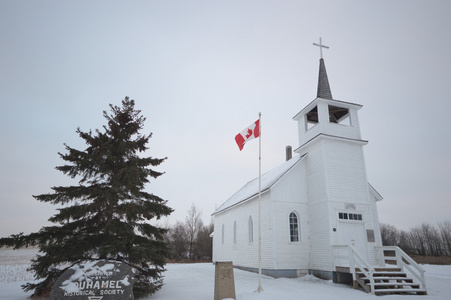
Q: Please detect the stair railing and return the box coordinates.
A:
[375,246,427,291]
[332,245,375,294]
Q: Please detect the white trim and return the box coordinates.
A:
[368,183,383,201]
[293,97,363,121]
[294,133,368,154]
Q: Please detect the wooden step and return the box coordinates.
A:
[357,271,407,277]
[374,288,427,295]
[374,282,420,289]
[374,267,402,272]
[373,282,420,287]
[356,267,402,272]
[360,276,413,281]
[373,271,407,276]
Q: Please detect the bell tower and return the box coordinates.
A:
[293,38,365,151]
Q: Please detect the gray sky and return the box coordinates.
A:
[1,1,450,237]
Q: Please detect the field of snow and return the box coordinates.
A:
[1,248,450,299]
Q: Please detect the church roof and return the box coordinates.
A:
[213,154,306,215]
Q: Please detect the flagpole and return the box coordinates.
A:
[257,112,263,293]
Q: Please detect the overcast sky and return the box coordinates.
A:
[1,1,450,237]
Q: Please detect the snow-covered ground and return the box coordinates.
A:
[1,248,450,299]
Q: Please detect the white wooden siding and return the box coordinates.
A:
[213,158,311,271]
[323,139,368,204]
[309,201,332,271]
[272,201,310,269]
[212,192,276,270]
[270,161,310,270]
[272,159,308,204]
[302,141,328,205]
[369,193,384,265]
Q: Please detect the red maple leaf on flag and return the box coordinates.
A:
[245,128,253,139]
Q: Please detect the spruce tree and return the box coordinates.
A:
[0,97,173,298]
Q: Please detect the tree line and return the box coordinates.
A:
[165,203,214,262]
[381,221,451,256]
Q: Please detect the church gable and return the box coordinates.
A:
[270,156,308,204]
[213,154,306,215]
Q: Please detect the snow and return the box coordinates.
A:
[61,261,118,293]
[151,263,451,300]
[213,155,305,214]
[1,248,450,299]
[118,275,131,286]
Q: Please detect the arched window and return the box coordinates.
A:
[248,216,253,243]
[233,221,237,244]
[221,224,225,244]
[289,212,300,242]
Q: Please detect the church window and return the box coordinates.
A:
[289,212,300,242]
[248,216,253,243]
[222,224,225,244]
[328,105,351,126]
[305,106,318,131]
[339,212,362,221]
[233,221,237,244]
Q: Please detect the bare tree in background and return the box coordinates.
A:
[168,221,189,260]
[380,221,451,256]
[409,225,428,255]
[398,229,412,254]
[194,220,214,260]
[439,221,451,256]
[422,223,442,256]
[185,203,203,260]
[165,205,214,262]
[381,223,399,246]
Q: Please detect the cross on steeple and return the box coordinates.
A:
[313,37,329,59]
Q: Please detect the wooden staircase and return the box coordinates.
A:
[355,267,427,295]
[332,245,427,296]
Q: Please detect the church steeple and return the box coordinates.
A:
[313,38,333,100]
[293,38,364,149]
[317,58,333,100]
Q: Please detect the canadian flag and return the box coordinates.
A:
[235,119,260,151]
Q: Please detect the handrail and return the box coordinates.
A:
[375,246,427,291]
[332,245,375,293]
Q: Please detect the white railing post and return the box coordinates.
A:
[395,248,404,272]
[348,246,355,281]
[350,245,374,294]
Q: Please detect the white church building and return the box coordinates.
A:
[212,44,427,295]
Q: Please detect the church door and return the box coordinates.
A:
[338,221,369,262]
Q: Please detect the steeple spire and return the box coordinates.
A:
[317,58,333,100]
[313,38,333,100]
